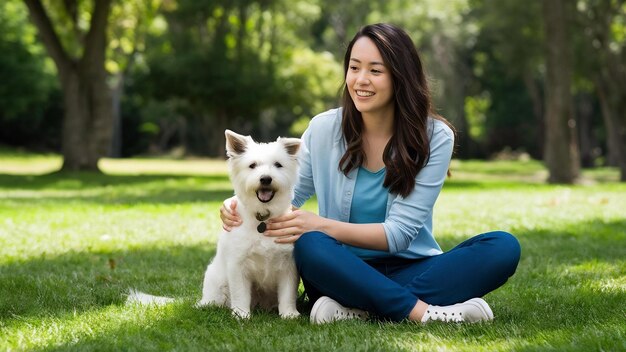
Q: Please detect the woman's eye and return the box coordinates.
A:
[349,66,358,71]
[274,162,283,168]
[249,163,257,169]
[372,69,382,74]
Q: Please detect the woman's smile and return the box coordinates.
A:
[355,90,375,97]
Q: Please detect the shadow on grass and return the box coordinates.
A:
[0,172,235,205]
[0,172,230,190]
[1,171,551,195]
[442,179,554,190]
[36,303,407,352]
[0,220,626,320]
[1,188,236,205]
[0,245,216,323]
[38,306,415,352]
[0,173,545,210]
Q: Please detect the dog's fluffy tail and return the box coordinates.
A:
[126,289,176,306]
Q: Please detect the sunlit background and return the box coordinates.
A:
[0,0,624,181]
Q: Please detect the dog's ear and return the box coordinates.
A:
[225,130,251,157]
[278,137,301,157]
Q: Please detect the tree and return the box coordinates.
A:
[142,0,283,156]
[542,0,580,183]
[129,0,340,157]
[468,0,545,159]
[576,0,626,181]
[24,0,114,171]
[107,0,162,158]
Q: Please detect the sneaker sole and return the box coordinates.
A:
[466,298,494,322]
[310,296,334,324]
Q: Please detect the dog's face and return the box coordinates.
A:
[224,130,300,212]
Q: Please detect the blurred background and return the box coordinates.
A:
[0,0,624,181]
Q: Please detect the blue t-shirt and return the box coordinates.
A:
[346,167,391,259]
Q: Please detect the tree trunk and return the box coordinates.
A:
[202,109,229,157]
[595,33,626,180]
[430,33,473,159]
[59,71,90,169]
[576,92,596,168]
[596,76,626,180]
[577,0,626,181]
[25,0,113,171]
[601,59,626,182]
[595,78,619,167]
[542,0,580,183]
[109,72,124,158]
[522,71,544,159]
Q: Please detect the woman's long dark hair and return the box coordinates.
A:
[339,23,455,198]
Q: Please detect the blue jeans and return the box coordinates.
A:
[294,231,521,321]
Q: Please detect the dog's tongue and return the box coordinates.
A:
[257,189,274,202]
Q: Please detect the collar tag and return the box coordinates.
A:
[255,211,270,233]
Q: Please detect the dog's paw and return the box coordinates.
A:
[279,310,301,319]
[231,307,251,320]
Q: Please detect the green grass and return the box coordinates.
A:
[0,151,624,351]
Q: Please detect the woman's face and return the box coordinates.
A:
[346,37,394,117]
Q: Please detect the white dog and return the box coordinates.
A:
[128,130,301,320]
[196,130,301,319]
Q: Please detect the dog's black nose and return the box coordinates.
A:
[260,176,272,185]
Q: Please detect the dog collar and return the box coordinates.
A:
[255,211,270,233]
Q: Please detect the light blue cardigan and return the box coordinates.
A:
[292,108,455,259]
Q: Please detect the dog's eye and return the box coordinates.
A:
[249,163,257,169]
[274,162,283,168]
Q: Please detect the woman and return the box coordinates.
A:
[221,23,520,324]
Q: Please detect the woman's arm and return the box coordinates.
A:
[291,123,316,208]
[264,209,388,250]
[382,122,454,253]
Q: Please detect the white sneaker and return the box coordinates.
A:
[421,298,494,323]
[310,296,369,324]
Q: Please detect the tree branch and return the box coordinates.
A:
[23,0,72,75]
[62,0,78,25]
[62,0,85,47]
[83,0,113,67]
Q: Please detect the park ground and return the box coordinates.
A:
[0,149,624,351]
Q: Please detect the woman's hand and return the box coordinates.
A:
[220,197,242,231]
[264,209,323,244]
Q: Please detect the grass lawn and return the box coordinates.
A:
[0,151,624,351]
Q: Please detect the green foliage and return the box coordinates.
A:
[310,0,380,56]
[470,0,543,77]
[465,0,544,158]
[475,56,539,157]
[0,156,624,351]
[0,1,55,117]
[0,0,60,149]
[107,0,162,75]
[124,0,341,155]
[464,93,490,142]
[1,0,624,168]
[279,48,343,131]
